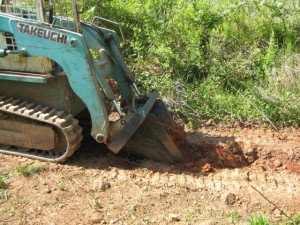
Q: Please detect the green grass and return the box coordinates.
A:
[0,175,5,189]
[279,212,300,225]
[91,199,102,210]
[0,190,7,200]
[0,170,7,189]
[247,212,300,225]
[290,213,300,225]
[248,214,272,225]
[58,182,66,191]
[15,165,43,177]
[0,170,8,200]
[227,211,241,223]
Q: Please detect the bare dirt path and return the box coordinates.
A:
[0,125,300,224]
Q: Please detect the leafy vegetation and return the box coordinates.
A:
[91,199,102,210]
[15,165,43,177]
[279,212,300,225]
[58,182,66,191]
[248,214,272,225]
[0,174,5,189]
[0,169,8,189]
[227,211,241,223]
[248,212,300,225]
[82,0,300,125]
[290,213,300,225]
[0,170,7,201]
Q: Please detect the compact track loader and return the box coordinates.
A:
[0,0,184,163]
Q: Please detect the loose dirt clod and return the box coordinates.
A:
[286,164,300,174]
[225,193,237,205]
[169,214,180,222]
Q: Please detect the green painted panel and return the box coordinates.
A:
[0,72,50,83]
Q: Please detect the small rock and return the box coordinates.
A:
[282,164,287,169]
[200,219,216,225]
[261,165,268,171]
[225,193,236,205]
[90,213,102,224]
[241,171,250,181]
[202,163,214,173]
[89,213,103,224]
[169,214,180,222]
[244,146,258,164]
[159,192,168,198]
[273,159,282,168]
[100,182,111,192]
[18,158,28,163]
[234,121,242,128]
[93,180,112,192]
[109,218,121,224]
[262,150,272,159]
[273,208,282,218]
[205,119,213,126]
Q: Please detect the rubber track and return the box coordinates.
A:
[0,96,83,162]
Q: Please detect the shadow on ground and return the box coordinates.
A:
[66,130,258,176]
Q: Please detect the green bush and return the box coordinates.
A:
[88,0,300,125]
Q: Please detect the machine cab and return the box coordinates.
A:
[0,0,86,74]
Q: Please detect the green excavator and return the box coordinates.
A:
[0,0,184,163]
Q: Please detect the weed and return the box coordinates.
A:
[141,186,148,192]
[91,199,102,210]
[279,212,300,225]
[248,214,272,225]
[291,213,300,225]
[0,170,7,189]
[0,175,5,189]
[208,210,225,220]
[43,201,51,207]
[192,206,201,213]
[0,190,8,200]
[184,214,192,222]
[15,165,43,177]
[58,183,66,191]
[227,211,241,223]
[19,197,29,206]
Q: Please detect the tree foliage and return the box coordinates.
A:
[84,0,300,125]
